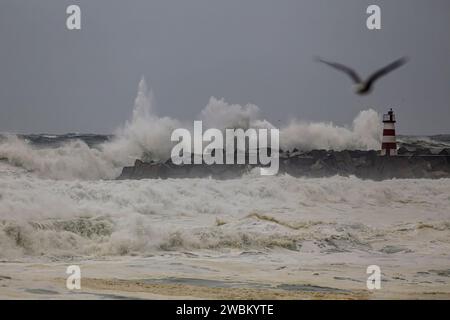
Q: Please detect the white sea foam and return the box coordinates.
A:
[0,165,449,259]
[0,77,383,180]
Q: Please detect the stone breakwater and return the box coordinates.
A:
[118,149,450,180]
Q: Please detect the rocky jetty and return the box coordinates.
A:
[118,148,450,180]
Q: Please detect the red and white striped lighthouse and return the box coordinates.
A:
[381,108,397,156]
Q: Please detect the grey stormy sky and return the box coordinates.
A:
[0,0,449,135]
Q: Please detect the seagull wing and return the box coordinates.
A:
[316,58,362,84]
[365,57,408,89]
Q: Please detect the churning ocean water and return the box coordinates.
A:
[0,79,448,299]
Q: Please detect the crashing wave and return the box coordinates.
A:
[1,173,449,259]
[0,77,386,180]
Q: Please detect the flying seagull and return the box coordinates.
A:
[316,57,408,95]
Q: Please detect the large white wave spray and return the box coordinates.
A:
[0,77,381,180]
[101,78,181,165]
[280,109,381,151]
[0,78,180,180]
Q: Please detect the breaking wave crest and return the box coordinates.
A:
[0,77,382,180]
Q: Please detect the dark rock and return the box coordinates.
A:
[414,148,432,155]
[397,146,410,155]
[117,149,450,180]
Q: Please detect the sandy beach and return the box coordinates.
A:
[1,248,449,299]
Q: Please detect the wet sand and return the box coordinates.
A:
[0,251,449,299]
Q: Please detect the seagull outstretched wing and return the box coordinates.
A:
[316,57,362,84]
[365,57,408,89]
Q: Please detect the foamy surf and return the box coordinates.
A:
[1,167,449,259]
[1,172,449,299]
